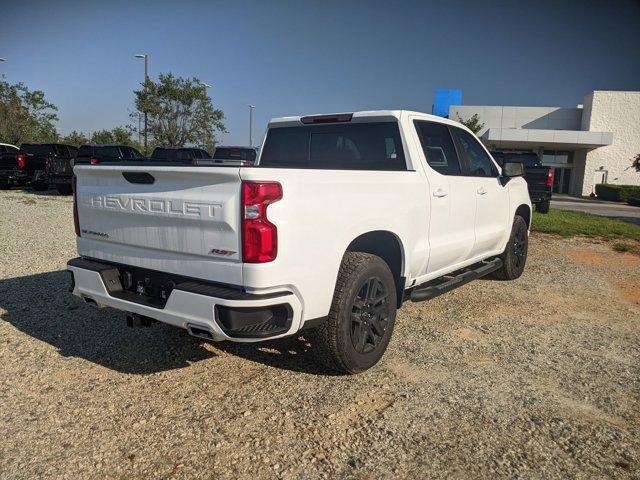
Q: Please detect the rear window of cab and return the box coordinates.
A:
[259,122,406,170]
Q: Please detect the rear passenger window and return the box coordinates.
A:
[413,120,460,175]
[451,128,497,177]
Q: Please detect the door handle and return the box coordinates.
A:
[433,188,448,198]
[477,187,487,195]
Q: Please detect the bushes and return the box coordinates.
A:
[595,183,640,202]
[628,197,640,207]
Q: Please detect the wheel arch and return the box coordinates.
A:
[345,230,406,307]
[515,204,531,229]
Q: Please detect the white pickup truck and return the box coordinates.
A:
[68,111,531,373]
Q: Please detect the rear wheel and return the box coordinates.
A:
[308,252,397,374]
[55,184,73,195]
[492,215,528,280]
[32,180,49,191]
[536,200,550,214]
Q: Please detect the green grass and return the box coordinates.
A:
[532,209,640,242]
[612,242,630,252]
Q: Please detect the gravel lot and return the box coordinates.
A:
[1,189,638,479]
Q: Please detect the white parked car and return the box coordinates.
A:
[67,110,531,373]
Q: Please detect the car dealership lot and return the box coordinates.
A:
[0,189,638,479]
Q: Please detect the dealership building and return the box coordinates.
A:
[447,91,640,196]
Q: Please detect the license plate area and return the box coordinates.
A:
[112,265,177,308]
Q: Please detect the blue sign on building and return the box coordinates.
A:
[432,89,462,118]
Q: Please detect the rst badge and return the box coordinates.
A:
[209,248,236,257]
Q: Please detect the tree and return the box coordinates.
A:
[0,76,59,145]
[61,130,90,147]
[633,153,640,172]
[134,73,225,148]
[90,126,138,147]
[456,113,485,134]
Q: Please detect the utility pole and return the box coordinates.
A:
[135,54,149,155]
[248,104,255,147]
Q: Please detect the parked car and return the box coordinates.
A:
[74,144,146,165]
[3,143,77,192]
[0,143,20,189]
[491,151,554,213]
[67,110,531,373]
[209,146,258,166]
[150,147,212,163]
[49,144,145,194]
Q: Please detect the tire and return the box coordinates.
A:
[55,184,73,195]
[32,180,49,191]
[492,215,529,281]
[308,252,397,374]
[536,200,550,214]
[0,181,11,190]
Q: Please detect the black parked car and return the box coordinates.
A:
[150,147,212,163]
[74,144,145,165]
[0,143,21,189]
[1,143,77,192]
[211,146,258,165]
[491,151,554,213]
[48,144,145,194]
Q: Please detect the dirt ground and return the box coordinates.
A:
[1,189,638,479]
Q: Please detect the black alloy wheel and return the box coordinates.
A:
[513,223,527,270]
[350,277,391,354]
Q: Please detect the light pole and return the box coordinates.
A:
[135,54,148,155]
[248,104,255,147]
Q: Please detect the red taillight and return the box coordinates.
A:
[17,153,26,169]
[241,181,282,263]
[72,175,80,236]
[89,157,100,165]
[546,168,555,187]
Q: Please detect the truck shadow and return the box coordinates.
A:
[0,270,216,375]
[0,270,336,376]
[215,337,340,376]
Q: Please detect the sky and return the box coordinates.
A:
[1,0,639,146]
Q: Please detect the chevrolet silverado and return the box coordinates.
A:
[68,111,531,373]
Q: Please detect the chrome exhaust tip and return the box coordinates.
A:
[186,323,215,341]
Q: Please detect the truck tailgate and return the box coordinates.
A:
[524,167,548,186]
[74,165,243,284]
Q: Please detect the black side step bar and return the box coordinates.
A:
[410,258,503,302]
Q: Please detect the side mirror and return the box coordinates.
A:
[503,161,524,177]
[500,161,524,185]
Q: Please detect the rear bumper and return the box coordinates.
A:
[0,169,28,183]
[67,257,303,342]
[529,191,552,203]
[50,173,72,184]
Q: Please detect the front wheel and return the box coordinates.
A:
[308,252,397,374]
[492,215,529,281]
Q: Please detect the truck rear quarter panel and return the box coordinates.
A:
[239,167,428,322]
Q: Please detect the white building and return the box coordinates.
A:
[449,91,640,196]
